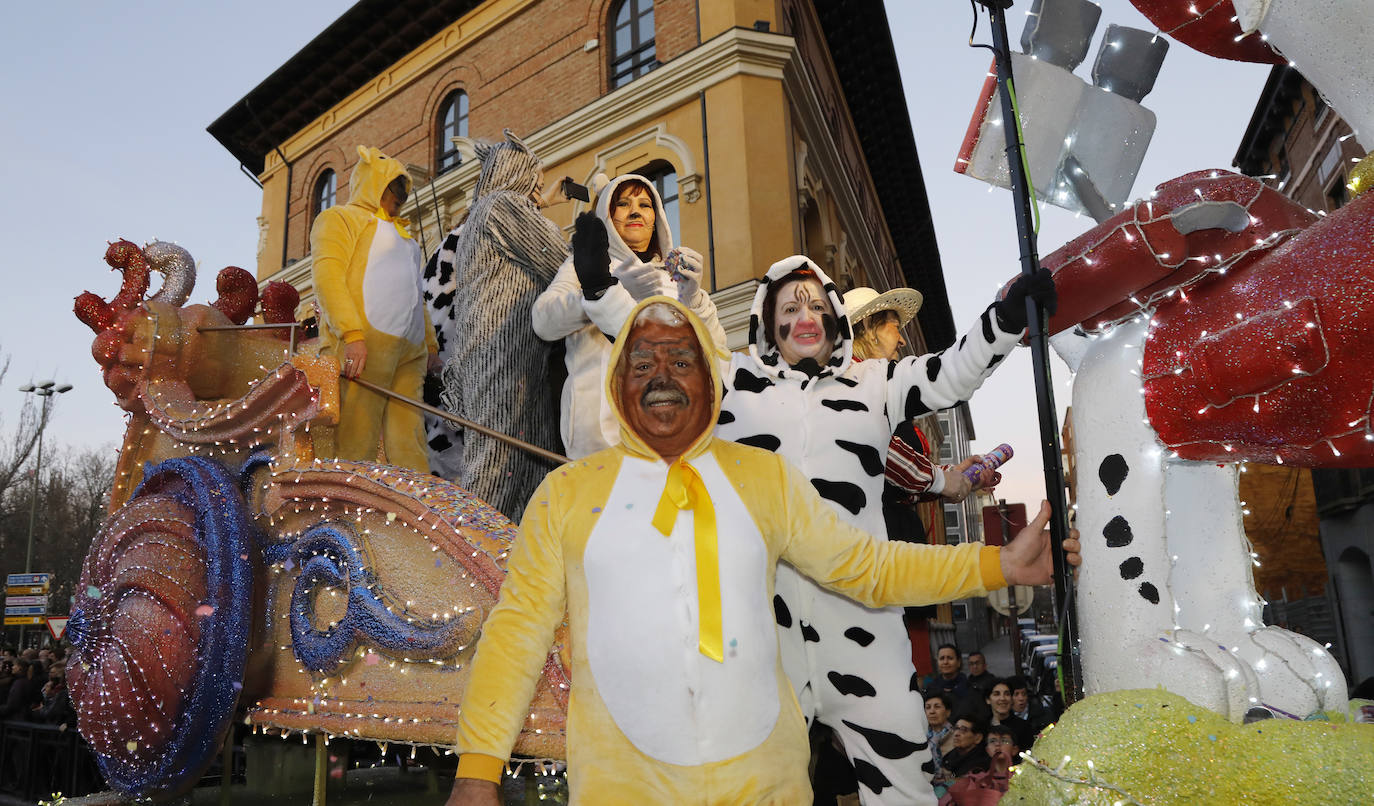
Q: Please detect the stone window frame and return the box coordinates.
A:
[608,0,657,90]
[435,89,470,175]
[312,169,337,218]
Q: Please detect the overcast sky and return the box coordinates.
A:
[0,1,1271,508]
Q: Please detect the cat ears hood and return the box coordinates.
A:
[470,129,543,200]
[746,255,853,382]
[348,146,410,213]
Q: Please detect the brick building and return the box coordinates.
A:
[208,0,969,681]
[208,0,961,355]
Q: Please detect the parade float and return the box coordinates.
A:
[61,0,1372,803]
[67,240,569,800]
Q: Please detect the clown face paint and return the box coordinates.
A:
[771,278,836,366]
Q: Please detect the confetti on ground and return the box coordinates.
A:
[86,585,102,599]
[126,741,138,753]
[195,604,215,618]
[364,652,380,666]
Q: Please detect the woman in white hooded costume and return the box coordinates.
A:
[532,174,728,459]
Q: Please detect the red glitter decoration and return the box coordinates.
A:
[1129,0,1284,64]
[75,240,152,334]
[211,266,259,325]
[1038,170,1374,466]
[1142,187,1374,465]
[260,281,301,333]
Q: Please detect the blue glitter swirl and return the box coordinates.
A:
[264,520,472,674]
[72,456,257,800]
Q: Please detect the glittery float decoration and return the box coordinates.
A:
[260,280,301,332]
[75,239,152,333]
[1038,169,1374,464]
[212,266,259,325]
[1128,0,1282,64]
[143,240,196,308]
[1037,170,1360,719]
[1004,689,1374,805]
[67,456,257,800]
[264,519,478,674]
[249,459,569,759]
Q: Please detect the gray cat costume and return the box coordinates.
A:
[436,130,567,520]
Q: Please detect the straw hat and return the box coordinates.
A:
[842,286,924,329]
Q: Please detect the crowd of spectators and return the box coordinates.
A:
[0,644,74,728]
[922,644,1065,804]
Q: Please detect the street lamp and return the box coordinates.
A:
[17,380,71,647]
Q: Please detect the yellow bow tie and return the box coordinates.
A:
[652,459,724,663]
[375,208,413,239]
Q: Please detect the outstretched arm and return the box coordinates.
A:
[774,460,1077,606]
[884,270,1056,425]
[452,477,568,785]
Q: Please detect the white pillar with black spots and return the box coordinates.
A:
[1068,320,1214,703]
[1059,320,1348,720]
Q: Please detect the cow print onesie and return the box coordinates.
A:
[713,256,1023,805]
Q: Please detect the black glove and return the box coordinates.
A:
[572,212,615,300]
[994,267,1057,333]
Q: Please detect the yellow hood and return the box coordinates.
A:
[605,295,725,463]
[347,145,411,216]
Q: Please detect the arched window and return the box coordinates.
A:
[609,0,656,89]
[436,89,470,175]
[313,169,336,215]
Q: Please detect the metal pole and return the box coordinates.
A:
[19,397,47,649]
[24,401,45,574]
[345,375,570,466]
[312,733,327,806]
[976,0,1082,702]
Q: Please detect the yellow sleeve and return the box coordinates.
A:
[309,207,366,344]
[454,475,568,780]
[772,458,1005,606]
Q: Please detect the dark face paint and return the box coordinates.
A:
[771,278,834,366]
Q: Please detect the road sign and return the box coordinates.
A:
[4,616,46,627]
[5,585,48,596]
[988,585,1035,616]
[6,573,51,586]
[46,617,69,642]
[5,605,47,616]
[982,502,1028,546]
[5,595,47,607]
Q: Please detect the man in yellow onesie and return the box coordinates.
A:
[311,145,441,472]
[447,297,1078,805]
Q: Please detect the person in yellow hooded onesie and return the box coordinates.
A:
[445,294,1079,805]
[311,146,441,471]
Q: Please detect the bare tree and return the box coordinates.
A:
[0,354,53,533]
[1,445,116,616]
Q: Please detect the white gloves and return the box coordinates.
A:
[668,246,705,304]
[613,246,707,303]
[614,256,668,300]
